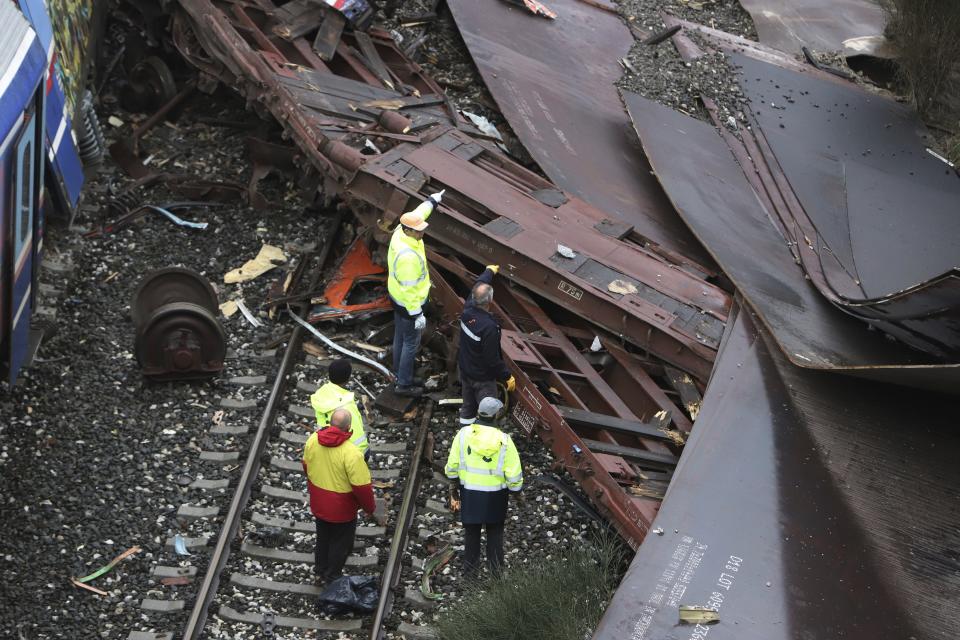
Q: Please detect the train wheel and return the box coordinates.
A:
[134,302,226,381]
[132,266,219,327]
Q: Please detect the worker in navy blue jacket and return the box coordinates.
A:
[457,265,516,425]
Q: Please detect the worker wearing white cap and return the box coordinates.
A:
[388,190,445,397]
[444,396,523,578]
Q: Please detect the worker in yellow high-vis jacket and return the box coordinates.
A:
[311,359,367,458]
[388,190,445,397]
[445,396,523,578]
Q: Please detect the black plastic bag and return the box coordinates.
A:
[317,575,380,616]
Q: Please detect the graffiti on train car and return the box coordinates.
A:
[48,0,96,114]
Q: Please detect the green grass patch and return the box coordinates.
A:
[882,0,960,118]
[435,533,627,640]
[945,134,960,167]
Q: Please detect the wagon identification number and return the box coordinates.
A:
[558,280,583,301]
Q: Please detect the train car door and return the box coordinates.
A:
[8,105,38,383]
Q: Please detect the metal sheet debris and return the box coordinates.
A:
[591,305,960,640]
[730,53,960,359]
[307,236,391,322]
[141,204,208,229]
[85,202,220,238]
[445,0,713,266]
[737,0,890,57]
[236,299,262,328]
[290,313,394,381]
[173,534,192,556]
[622,90,959,392]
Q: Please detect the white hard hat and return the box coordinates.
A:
[478,397,504,417]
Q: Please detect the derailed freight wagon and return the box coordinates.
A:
[1,0,99,383]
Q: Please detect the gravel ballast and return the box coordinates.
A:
[0,84,326,638]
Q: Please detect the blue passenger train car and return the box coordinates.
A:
[1,0,87,384]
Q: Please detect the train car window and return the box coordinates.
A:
[20,140,32,244]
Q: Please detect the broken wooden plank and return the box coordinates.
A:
[664,366,703,420]
[312,8,346,60]
[353,31,396,90]
[273,0,326,40]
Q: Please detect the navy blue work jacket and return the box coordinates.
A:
[457,268,512,383]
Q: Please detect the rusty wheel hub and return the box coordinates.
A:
[132,268,225,381]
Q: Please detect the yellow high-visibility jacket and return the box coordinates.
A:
[445,422,522,524]
[387,201,433,315]
[445,423,523,491]
[310,382,367,453]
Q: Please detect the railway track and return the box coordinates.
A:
[128,218,438,640]
[114,213,699,640]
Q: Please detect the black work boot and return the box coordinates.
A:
[394,384,424,397]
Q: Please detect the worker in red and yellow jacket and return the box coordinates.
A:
[302,408,379,583]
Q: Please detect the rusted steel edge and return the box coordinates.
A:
[176,2,350,179]
[430,269,652,549]
[664,13,863,302]
[663,13,859,87]
[745,121,866,301]
[369,402,434,640]
[573,0,621,15]
[180,214,342,640]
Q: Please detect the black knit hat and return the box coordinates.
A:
[328,359,352,385]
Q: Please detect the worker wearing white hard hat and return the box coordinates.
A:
[387,190,445,397]
[444,396,523,578]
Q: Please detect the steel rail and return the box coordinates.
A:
[180,212,342,639]
[370,401,435,640]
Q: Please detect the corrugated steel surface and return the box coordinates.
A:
[0,3,43,146]
[0,3,31,82]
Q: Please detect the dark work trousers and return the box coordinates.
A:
[459,375,498,425]
[392,310,422,387]
[314,517,357,581]
[463,521,506,578]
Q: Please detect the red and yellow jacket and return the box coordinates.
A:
[302,426,376,523]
